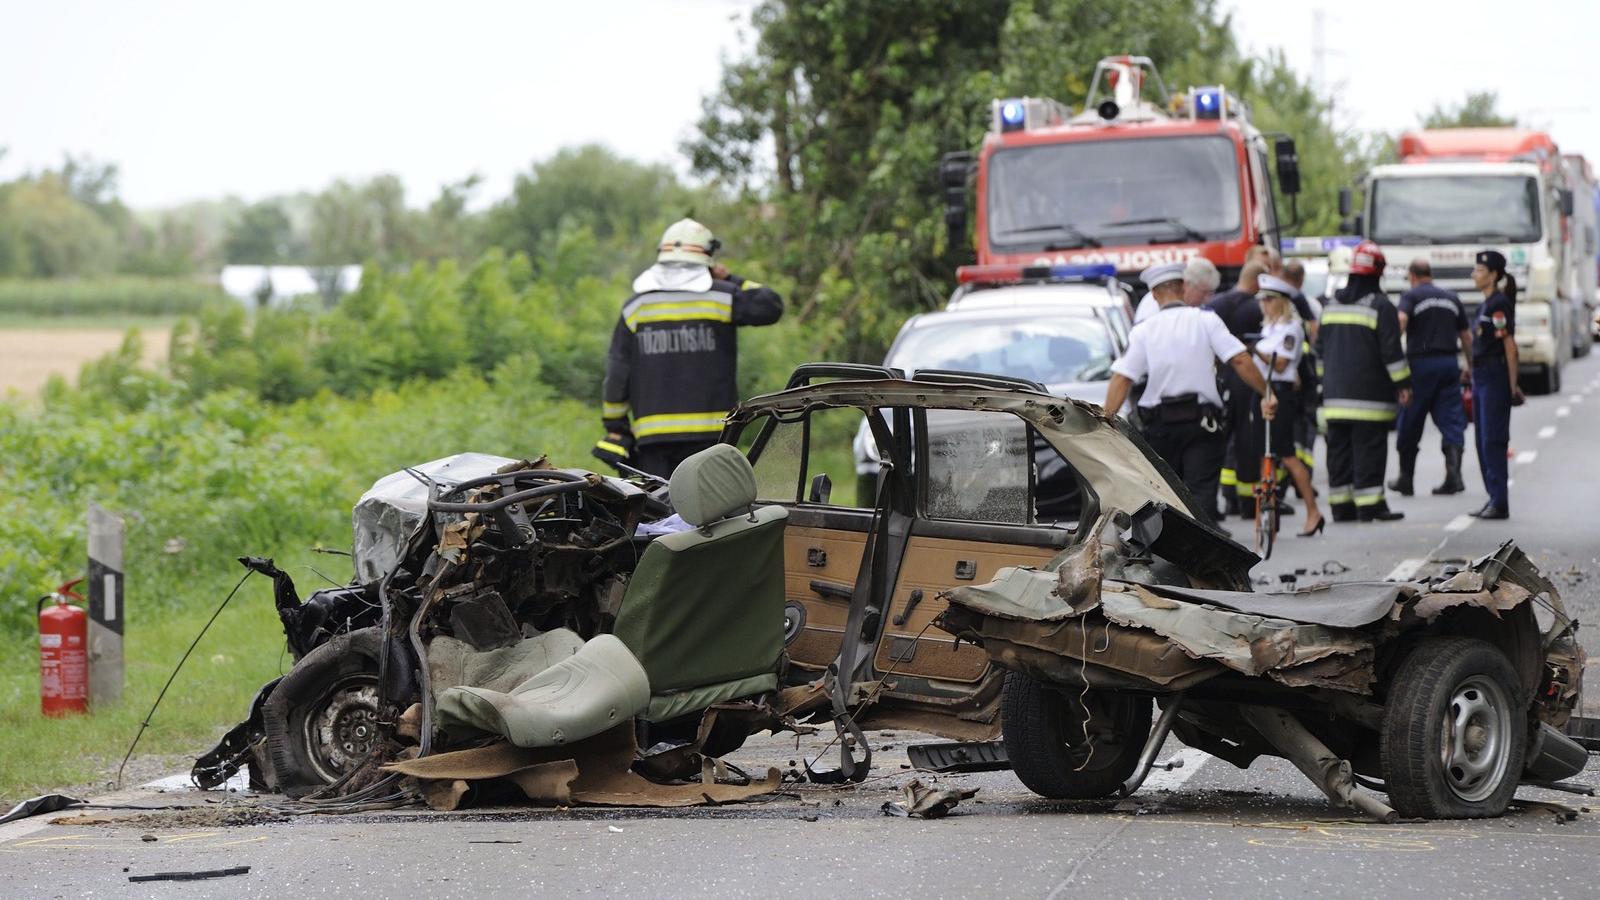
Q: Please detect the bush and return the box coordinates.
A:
[0,277,231,318]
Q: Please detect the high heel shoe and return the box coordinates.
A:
[1297,517,1325,538]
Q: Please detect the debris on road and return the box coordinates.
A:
[881,779,978,819]
[0,793,84,824]
[128,866,249,883]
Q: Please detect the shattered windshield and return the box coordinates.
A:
[987,136,1243,250]
[889,316,1115,385]
[1369,175,1542,244]
[923,410,1030,524]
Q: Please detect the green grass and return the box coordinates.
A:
[0,313,183,331]
[0,277,231,319]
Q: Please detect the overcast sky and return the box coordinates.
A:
[0,0,1594,209]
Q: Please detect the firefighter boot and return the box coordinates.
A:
[1358,499,1405,522]
[1387,449,1416,496]
[1432,445,1466,495]
[1330,500,1358,523]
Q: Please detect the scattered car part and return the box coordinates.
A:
[0,794,84,825]
[906,740,1009,773]
[128,867,250,883]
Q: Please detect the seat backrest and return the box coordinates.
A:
[612,446,788,694]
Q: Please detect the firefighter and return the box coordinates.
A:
[1389,259,1472,497]
[596,218,783,478]
[1467,249,1524,519]
[1316,240,1410,522]
[1103,262,1275,522]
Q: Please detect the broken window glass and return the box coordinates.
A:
[923,410,1030,524]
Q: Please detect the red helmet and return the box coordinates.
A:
[1349,240,1386,276]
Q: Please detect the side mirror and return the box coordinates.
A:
[940,152,974,251]
[1559,189,1576,218]
[1337,186,1353,218]
[1274,137,1301,195]
[1339,214,1365,236]
[807,473,832,505]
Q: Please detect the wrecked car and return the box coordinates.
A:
[200,364,1586,820]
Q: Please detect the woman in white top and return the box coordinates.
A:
[1251,276,1324,537]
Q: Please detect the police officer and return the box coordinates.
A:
[597,219,783,478]
[1103,262,1275,522]
[1467,249,1524,519]
[1316,240,1410,522]
[1389,259,1472,496]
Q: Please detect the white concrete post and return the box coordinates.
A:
[87,502,125,707]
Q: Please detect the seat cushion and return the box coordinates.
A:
[437,634,651,748]
[644,672,779,723]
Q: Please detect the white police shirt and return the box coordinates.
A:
[1112,303,1245,409]
[1254,318,1303,384]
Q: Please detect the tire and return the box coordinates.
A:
[263,627,387,798]
[1379,637,1527,819]
[1001,672,1152,799]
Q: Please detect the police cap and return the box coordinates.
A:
[1140,262,1185,290]
[1476,249,1507,273]
[1256,274,1296,298]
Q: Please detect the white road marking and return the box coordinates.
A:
[1557,406,1571,418]
[142,771,248,792]
[1385,558,1428,582]
[1571,394,1585,403]
[1516,450,1538,465]
[1444,515,1474,533]
[1141,747,1212,793]
[1539,425,1558,439]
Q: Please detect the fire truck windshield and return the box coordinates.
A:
[987,136,1242,251]
[1369,175,1542,245]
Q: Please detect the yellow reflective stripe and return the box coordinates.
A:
[633,411,729,438]
[1322,311,1378,329]
[595,440,629,456]
[741,280,764,289]
[1295,448,1316,467]
[1322,406,1397,422]
[625,302,733,331]
[602,401,629,419]
[1219,468,1237,486]
[1353,493,1385,507]
[1388,361,1411,382]
[1235,482,1255,497]
[1327,487,1354,503]
[1315,363,1325,377]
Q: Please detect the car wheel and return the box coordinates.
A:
[263,627,387,798]
[1379,637,1526,819]
[1001,672,1151,799]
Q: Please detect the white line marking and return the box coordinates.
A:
[1539,425,1557,439]
[1386,558,1428,582]
[1557,406,1571,418]
[1571,394,1585,404]
[1141,748,1212,793]
[1445,515,1474,533]
[1516,450,1538,465]
[142,771,248,792]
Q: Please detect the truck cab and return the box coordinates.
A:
[941,55,1301,291]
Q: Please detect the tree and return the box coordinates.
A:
[1421,91,1517,129]
[1,173,120,276]
[225,201,297,264]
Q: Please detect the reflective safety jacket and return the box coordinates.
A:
[602,272,783,446]
[1315,291,1411,423]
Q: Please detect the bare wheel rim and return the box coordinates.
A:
[303,674,381,783]
[1439,673,1512,803]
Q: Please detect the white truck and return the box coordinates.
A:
[1343,129,1586,393]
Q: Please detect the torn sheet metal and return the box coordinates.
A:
[1135,581,1413,629]
[882,779,977,819]
[382,724,780,809]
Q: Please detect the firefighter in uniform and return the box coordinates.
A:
[1389,259,1472,496]
[1103,262,1275,522]
[1467,249,1524,520]
[596,219,783,478]
[1316,240,1411,522]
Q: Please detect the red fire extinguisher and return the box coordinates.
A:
[39,578,89,717]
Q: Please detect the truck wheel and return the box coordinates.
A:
[1379,637,1526,819]
[263,627,387,798]
[1001,672,1151,799]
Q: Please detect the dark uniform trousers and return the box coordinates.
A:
[636,440,717,480]
[1395,353,1467,454]
[1472,358,1512,511]
[1326,422,1389,511]
[1142,417,1227,522]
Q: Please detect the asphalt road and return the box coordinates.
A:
[5,353,1600,899]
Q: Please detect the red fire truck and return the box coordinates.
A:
[941,56,1302,289]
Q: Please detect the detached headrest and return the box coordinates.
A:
[669,444,757,526]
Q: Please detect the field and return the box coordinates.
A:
[0,320,173,397]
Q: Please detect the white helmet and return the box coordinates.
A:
[656,218,718,265]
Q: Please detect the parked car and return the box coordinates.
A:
[199,367,1585,821]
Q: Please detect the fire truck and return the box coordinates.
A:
[1343,128,1590,393]
[940,55,1303,290]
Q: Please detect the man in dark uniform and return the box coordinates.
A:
[1389,259,1472,496]
[1317,240,1411,522]
[597,218,783,478]
[1468,249,1524,519]
[1103,262,1275,522]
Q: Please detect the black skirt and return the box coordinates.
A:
[1236,383,1302,473]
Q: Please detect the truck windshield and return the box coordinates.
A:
[986,136,1243,250]
[888,316,1115,385]
[1369,175,1542,244]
